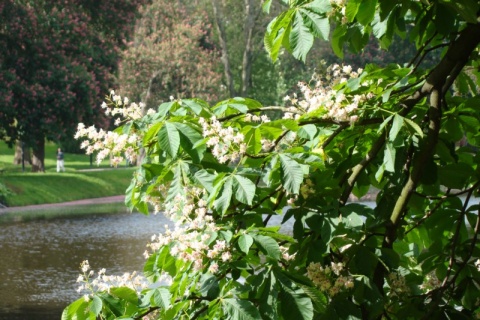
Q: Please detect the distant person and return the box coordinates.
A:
[56,148,65,172]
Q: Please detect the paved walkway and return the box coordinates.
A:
[0,195,125,213]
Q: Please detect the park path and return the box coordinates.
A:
[0,195,125,213]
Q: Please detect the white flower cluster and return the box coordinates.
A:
[420,271,441,293]
[306,261,354,297]
[387,272,410,298]
[147,223,232,274]
[76,260,155,299]
[244,113,270,123]
[74,92,157,166]
[199,116,246,163]
[280,245,296,261]
[475,259,480,272]
[75,123,139,165]
[102,90,155,124]
[284,64,369,124]
[329,0,348,24]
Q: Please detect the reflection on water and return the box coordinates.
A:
[0,213,171,320]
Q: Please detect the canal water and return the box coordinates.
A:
[0,213,172,320]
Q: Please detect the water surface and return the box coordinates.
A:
[0,213,170,320]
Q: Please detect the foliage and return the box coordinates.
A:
[118,0,225,107]
[0,0,143,169]
[66,0,480,319]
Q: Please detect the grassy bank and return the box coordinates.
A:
[0,142,135,207]
[0,203,131,223]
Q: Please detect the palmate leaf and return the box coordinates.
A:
[265,10,295,62]
[213,177,233,215]
[290,11,314,62]
[243,127,262,155]
[232,175,256,205]
[152,288,171,309]
[299,8,330,41]
[238,234,254,254]
[279,154,304,194]
[275,270,314,320]
[222,298,261,320]
[110,287,138,304]
[174,122,204,163]
[158,122,180,158]
[253,234,281,260]
[383,142,396,173]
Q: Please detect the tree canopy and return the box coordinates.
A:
[0,0,143,170]
[66,0,480,319]
[119,0,225,108]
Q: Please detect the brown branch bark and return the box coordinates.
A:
[371,22,480,305]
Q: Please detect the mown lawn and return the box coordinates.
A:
[0,142,135,207]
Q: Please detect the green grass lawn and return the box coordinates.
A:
[0,141,135,207]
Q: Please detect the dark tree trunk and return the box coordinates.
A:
[13,141,31,165]
[31,138,45,172]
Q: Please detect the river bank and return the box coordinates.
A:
[0,196,129,223]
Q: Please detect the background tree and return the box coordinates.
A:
[0,0,143,171]
[119,0,224,109]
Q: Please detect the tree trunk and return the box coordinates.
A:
[13,141,31,165]
[31,138,45,172]
[211,0,235,97]
[240,0,255,97]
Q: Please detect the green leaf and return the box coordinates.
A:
[357,0,378,26]
[438,163,474,189]
[290,11,314,61]
[265,10,295,62]
[389,114,404,141]
[88,296,102,316]
[263,0,272,13]
[299,9,330,40]
[244,127,262,155]
[214,177,233,215]
[62,297,89,320]
[253,234,281,260]
[298,124,317,140]
[304,0,332,14]
[444,0,479,23]
[222,298,262,320]
[152,288,171,309]
[383,142,396,172]
[166,161,188,202]
[175,122,204,162]
[232,175,256,205]
[110,287,138,304]
[199,274,220,299]
[279,154,304,194]
[275,271,314,320]
[345,0,361,22]
[299,285,327,313]
[331,24,347,58]
[158,122,180,158]
[194,169,216,193]
[403,118,424,137]
[377,114,393,134]
[181,98,208,115]
[143,122,162,147]
[238,234,254,254]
